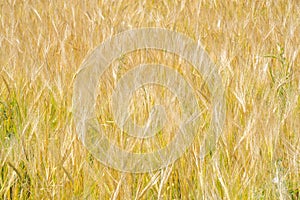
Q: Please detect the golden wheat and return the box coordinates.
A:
[0,0,299,199]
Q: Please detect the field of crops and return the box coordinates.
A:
[0,0,299,199]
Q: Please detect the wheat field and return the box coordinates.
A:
[0,0,299,199]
